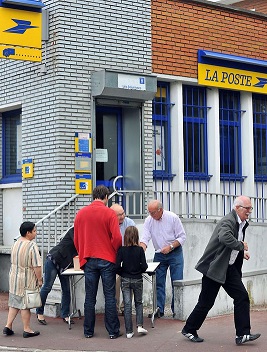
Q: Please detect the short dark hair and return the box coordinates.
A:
[93,185,109,200]
[124,226,139,247]
[19,221,35,237]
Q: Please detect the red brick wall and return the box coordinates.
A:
[234,0,267,14]
[152,0,267,77]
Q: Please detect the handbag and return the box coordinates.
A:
[22,287,42,309]
[22,264,42,309]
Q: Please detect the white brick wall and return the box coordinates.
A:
[0,0,153,228]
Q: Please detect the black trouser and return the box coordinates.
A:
[184,265,250,336]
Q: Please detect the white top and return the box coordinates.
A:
[141,210,186,251]
[229,215,246,265]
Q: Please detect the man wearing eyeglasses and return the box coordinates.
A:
[181,195,261,346]
[140,199,186,318]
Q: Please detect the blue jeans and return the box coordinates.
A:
[83,258,120,337]
[154,246,184,314]
[36,258,71,318]
[121,277,143,334]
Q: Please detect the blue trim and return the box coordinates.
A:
[220,174,246,182]
[153,171,175,181]
[252,93,267,179]
[95,180,113,188]
[0,174,21,184]
[152,81,172,179]
[219,89,242,177]
[2,109,22,183]
[95,107,123,190]
[184,172,212,181]
[1,0,45,9]
[255,176,267,182]
[183,85,208,176]
[198,50,267,74]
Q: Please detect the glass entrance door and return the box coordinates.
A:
[95,107,123,191]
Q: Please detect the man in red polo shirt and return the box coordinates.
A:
[74,185,122,339]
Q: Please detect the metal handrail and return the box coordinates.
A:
[35,194,79,226]
[37,194,79,259]
[14,189,267,262]
[108,175,123,200]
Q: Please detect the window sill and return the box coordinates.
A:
[153,171,176,181]
[184,173,212,181]
[255,175,267,182]
[0,175,22,185]
[220,174,246,182]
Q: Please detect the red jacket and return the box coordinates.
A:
[74,200,122,269]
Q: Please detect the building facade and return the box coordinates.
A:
[151,0,267,219]
[1,0,267,247]
[0,0,155,245]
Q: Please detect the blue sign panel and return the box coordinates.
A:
[1,0,45,9]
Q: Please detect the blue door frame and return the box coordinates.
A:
[95,107,123,192]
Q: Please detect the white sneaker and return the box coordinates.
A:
[137,326,148,334]
[126,332,134,339]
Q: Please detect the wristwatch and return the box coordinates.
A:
[170,244,174,251]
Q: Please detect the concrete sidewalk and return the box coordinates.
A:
[0,292,266,352]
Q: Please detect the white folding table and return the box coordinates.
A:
[61,268,84,329]
[62,261,160,329]
[143,261,160,328]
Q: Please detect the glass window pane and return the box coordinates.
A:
[253,94,267,176]
[183,85,207,175]
[3,109,22,177]
[152,82,170,176]
[219,90,241,175]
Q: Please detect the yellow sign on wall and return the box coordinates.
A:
[198,63,267,94]
[0,44,41,61]
[0,7,42,61]
[22,158,34,178]
[75,174,92,195]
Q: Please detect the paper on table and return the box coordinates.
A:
[146,262,160,273]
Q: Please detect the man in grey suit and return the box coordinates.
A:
[181,195,261,346]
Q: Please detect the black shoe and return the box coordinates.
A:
[110,331,123,339]
[85,334,93,338]
[37,316,47,325]
[23,331,40,338]
[236,333,261,345]
[63,318,75,324]
[3,327,14,336]
[181,328,204,343]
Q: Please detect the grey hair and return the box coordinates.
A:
[148,199,163,209]
[232,195,250,210]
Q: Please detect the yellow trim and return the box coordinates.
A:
[0,44,41,62]
[198,63,267,94]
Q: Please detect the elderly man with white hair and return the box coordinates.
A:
[181,195,261,346]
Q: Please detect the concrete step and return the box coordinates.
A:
[38,282,62,318]
[44,300,61,318]
[46,283,62,303]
